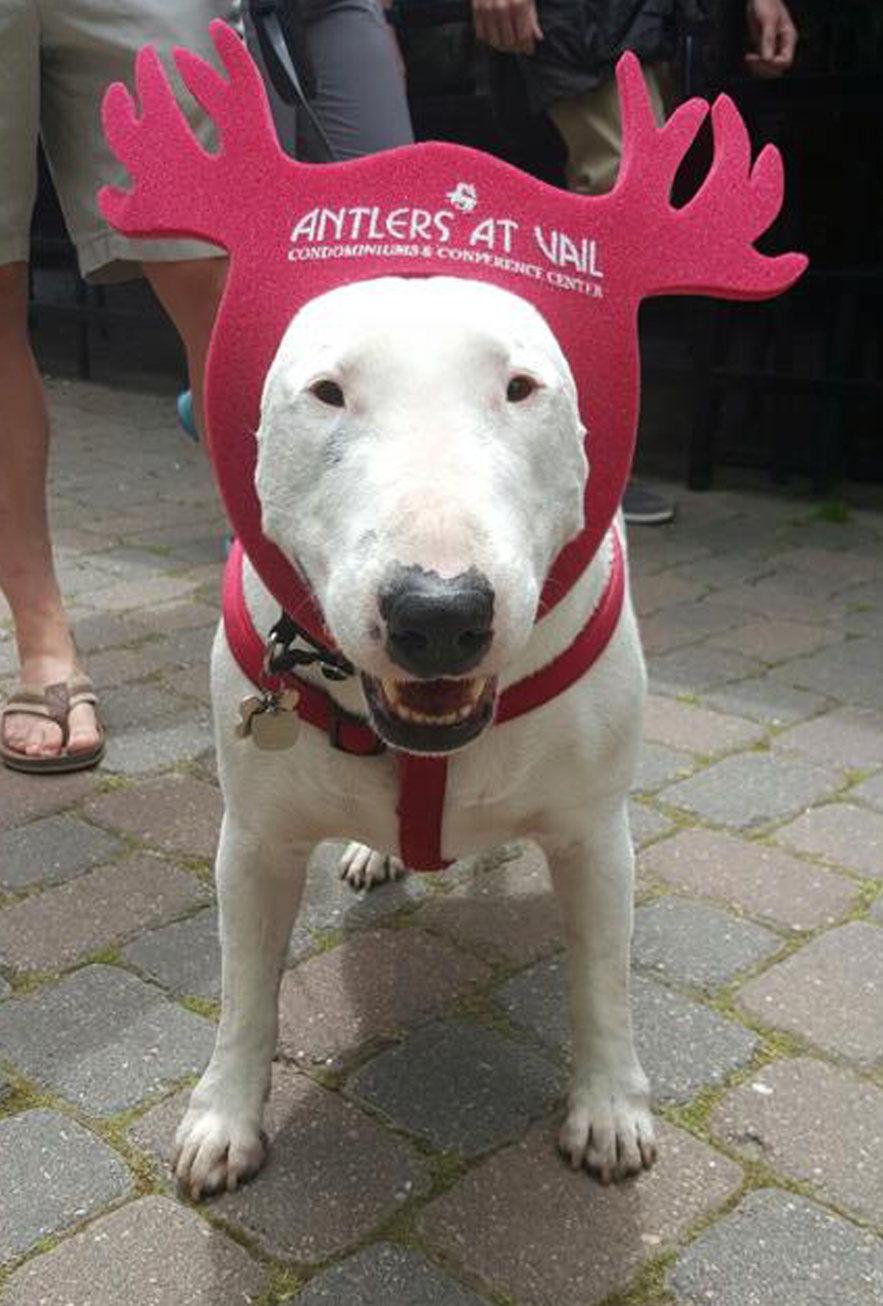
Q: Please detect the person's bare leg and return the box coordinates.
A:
[143,255,227,438]
[0,262,99,758]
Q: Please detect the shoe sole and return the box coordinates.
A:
[624,508,676,525]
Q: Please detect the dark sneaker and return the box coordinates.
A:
[622,481,676,525]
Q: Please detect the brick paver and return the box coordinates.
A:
[0,813,122,890]
[347,1018,564,1155]
[213,1068,431,1261]
[659,751,842,829]
[85,776,223,861]
[632,896,781,990]
[276,928,491,1067]
[1,379,881,1300]
[709,1057,883,1224]
[414,842,562,963]
[128,1068,431,1262]
[639,828,861,930]
[737,921,883,1066]
[0,1197,266,1305]
[121,906,222,998]
[703,674,830,725]
[647,644,765,696]
[0,856,207,972]
[0,766,101,832]
[0,1110,133,1261]
[711,577,848,624]
[772,705,883,767]
[496,958,758,1104]
[101,716,214,777]
[709,616,843,662]
[637,600,747,654]
[0,965,216,1114]
[772,802,883,877]
[642,693,765,754]
[667,1188,883,1306]
[771,635,883,709]
[294,1244,488,1306]
[635,740,696,792]
[297,839,426,936]
[418,1120,742,1306]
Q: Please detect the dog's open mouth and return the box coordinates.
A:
[361,673,498,753]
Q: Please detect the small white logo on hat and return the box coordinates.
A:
[447,182,477,213]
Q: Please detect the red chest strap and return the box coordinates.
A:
[222,534,624,870]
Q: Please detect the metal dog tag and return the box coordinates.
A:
[236,694,266,738]
[251,706,300,750]
[244,689,301,751]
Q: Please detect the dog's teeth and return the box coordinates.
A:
[378,676,489,728]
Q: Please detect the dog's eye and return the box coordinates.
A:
[506,375,537,403]
[310,380,345,408]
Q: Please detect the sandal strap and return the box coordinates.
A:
[67,675,98,709]
[2,675,98,748]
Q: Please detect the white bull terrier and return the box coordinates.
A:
[173,274,654,1199]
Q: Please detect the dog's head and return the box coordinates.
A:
[255,276,587,754]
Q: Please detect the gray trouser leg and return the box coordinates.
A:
[246,0,413,161]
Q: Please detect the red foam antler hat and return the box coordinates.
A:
[99,22,806,641]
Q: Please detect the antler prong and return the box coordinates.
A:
[748,142,785,233]
[99,21,294,250]
[709,94,752,185]
[172,49,233,127]
[100,80,140,163]
[616,53,707,203]
[610,53,806,299]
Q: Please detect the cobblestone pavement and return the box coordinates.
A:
[1,376,882,1306]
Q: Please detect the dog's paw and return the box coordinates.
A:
[339,841,405,890]
[173,1106,267,1200]
[558,1080,656,1184]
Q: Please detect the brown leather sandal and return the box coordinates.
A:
[0,675,105,774]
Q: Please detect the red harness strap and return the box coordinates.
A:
[222,533,624,870]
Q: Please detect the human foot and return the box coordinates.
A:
[1,660,103,772]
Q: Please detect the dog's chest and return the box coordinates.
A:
[287,707,552,860]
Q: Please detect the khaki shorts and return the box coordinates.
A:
[0,0,239,281]
[546,65,667,197]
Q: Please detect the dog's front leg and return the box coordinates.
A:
[174,814,308,1199]
[541,805,656,1183]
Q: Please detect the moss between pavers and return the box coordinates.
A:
[426,1149,472,1192]
[2,944,149,995]
[597,1250,676,1306]
[661,1083,723,1137]
[89,772,130,796]
[843,766,877,786]
[810,500,851,523]
[176,993,220,1022]
[5,970,52,997]
[308,926,346,954]
[169,853,214,884]
[0,1074,59,1123]
[252,1265,305,1305]
[305,1064,345,1092]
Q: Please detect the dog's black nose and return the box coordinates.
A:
[380,564,494,677]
